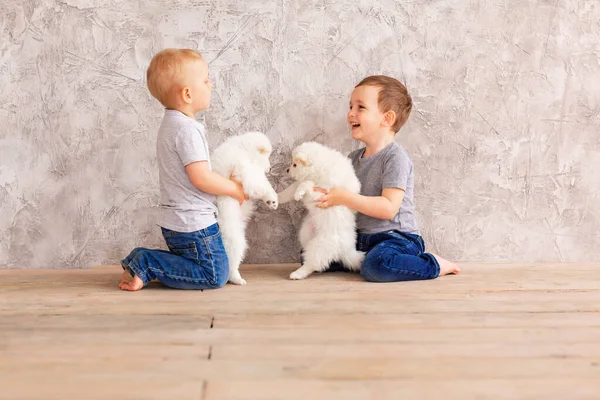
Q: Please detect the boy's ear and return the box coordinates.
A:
[294,152,311,166]
[181,86,193,104]
[382,110,396,127]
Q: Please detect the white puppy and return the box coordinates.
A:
[278,141,365,280]
[212,132,278,285]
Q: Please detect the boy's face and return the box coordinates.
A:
[347,85,389,141]
[185,58,213,112]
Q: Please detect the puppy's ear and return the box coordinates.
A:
[294,151,311,166]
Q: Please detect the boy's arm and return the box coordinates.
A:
[315,187,404,220]
[185,161,247,204]
[318,146,410,220]
[174,127,246,204]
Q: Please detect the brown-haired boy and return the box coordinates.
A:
[315,75,460,282]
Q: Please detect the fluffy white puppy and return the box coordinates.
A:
[212,132,278,285]
[278,141,365,280]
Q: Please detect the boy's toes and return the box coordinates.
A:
[118,270,132,287]
[119,275,144,291]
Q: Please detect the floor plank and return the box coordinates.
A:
[203,379,600,400]
[1,263,599,399]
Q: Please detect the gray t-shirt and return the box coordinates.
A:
[156,109,217,232]
[348,142,419,235]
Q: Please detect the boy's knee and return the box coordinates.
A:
[215,272,228,288]
[360,245,400,282]
[212,257,230,288]
[360,266,382,282]
[129,247,146,259]
[360,253,382,282]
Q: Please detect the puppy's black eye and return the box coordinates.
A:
[293,163,297,167]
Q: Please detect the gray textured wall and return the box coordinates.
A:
[1,0,599,268]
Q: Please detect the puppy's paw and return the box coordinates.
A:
[263,191,278,210]
[293,189,306,201]
[229,275,247,285]
[289,270,306,280]
[265,199,278,210]
[294,181,314,201]
[228,269,247,285]
[289,266,312,280]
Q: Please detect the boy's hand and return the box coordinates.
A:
[314,186,348,208]
[231,177,249,205]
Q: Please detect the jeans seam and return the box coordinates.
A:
[149,269,211,284]
[202,223,221,239]
[202,236,218,285]
[417,236,425,252]
[429,253,441,278]
[375,261,434,280]
[160,238,216,285]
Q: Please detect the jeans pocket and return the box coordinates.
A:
[201,223,221,239]
[166,239,200,261]
[203,231,228,272]
[386,230,410,242]
[161,227,187,238]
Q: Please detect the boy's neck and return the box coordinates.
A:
[167,103,198,119]
[177,107,196,119]
[362,133,395,158]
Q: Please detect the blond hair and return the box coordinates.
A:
[146,48,203,107]
[356,75,413,133]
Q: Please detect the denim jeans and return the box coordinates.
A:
[324,230,440,282]
[358,230,440,282]
[121,223,229,290]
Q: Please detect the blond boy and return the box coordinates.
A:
[119,49,246,291]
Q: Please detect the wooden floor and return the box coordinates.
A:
[1,263,599,399]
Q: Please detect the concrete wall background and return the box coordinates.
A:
[1,0,599,268]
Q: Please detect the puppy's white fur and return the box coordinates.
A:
[212,132,278,285]
[278,141,365,280]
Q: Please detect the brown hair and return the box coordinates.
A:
[146,48,203,107]
[356,75,412,133]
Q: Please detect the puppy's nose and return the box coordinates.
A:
[286,168,289,173]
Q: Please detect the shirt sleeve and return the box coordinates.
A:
[382,148,411,190]
[175,127,209,167]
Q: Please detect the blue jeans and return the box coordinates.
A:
[324,230,440,282]
[358,230,440,282]
[121,223,229,290]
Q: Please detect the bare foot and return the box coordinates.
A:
[432,254,461,276]
[118,270,132,288]
[119,274,144,291]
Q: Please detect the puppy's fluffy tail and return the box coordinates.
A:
[341,250,365,271]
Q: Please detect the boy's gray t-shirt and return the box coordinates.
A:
[348,142,419,235]
[156,109,217,232]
